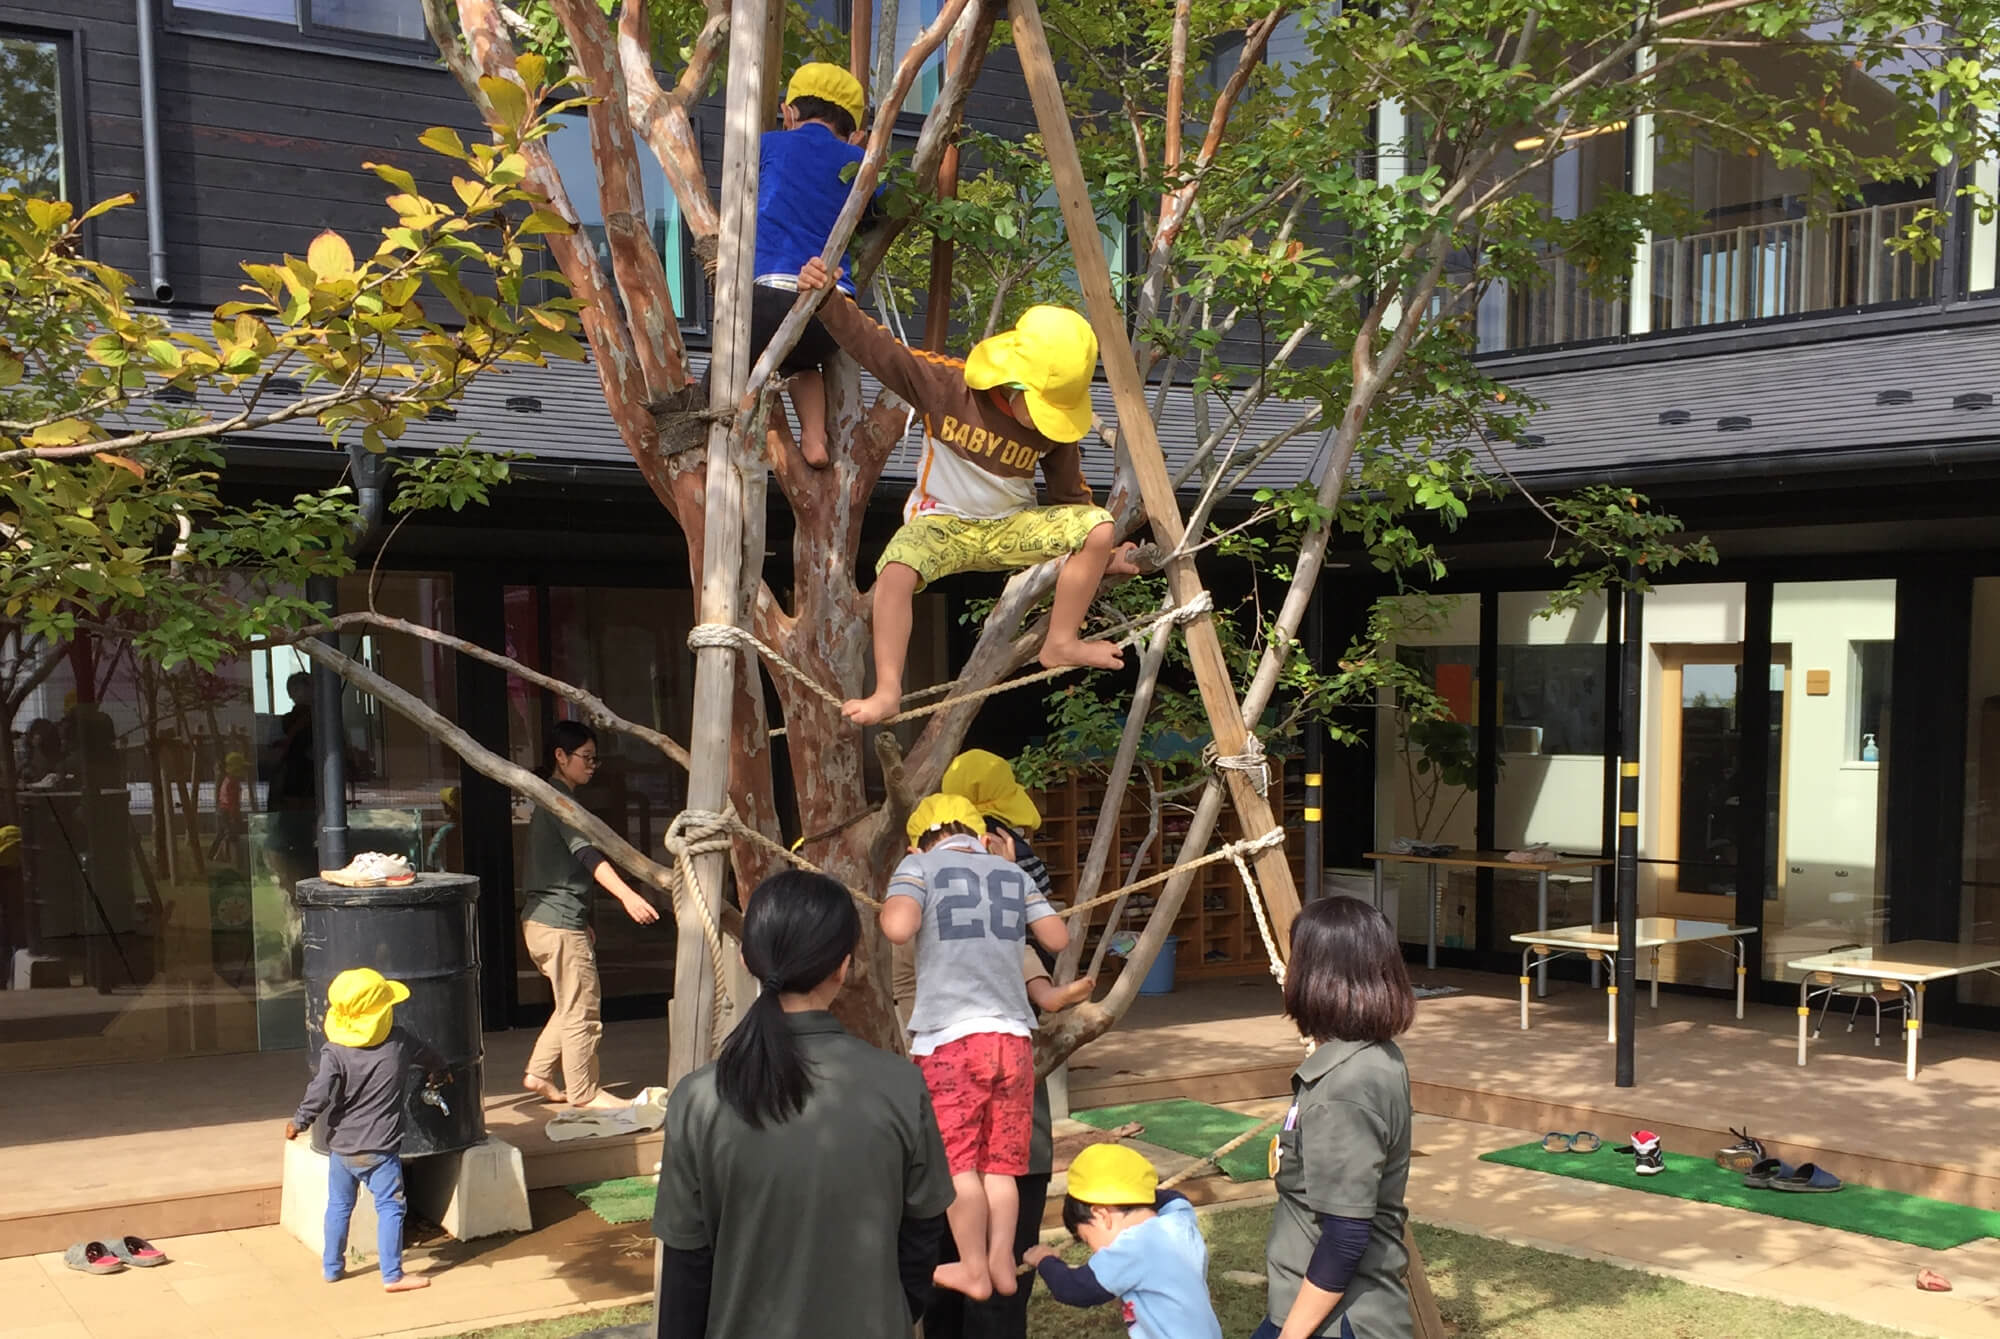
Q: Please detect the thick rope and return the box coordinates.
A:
[1159,1108,1287,1189]
[1059,826,1287,920]
[1203,734,1270,797]
[660,809,741,1049]
[670,804,884,909]
[687,592,1215,730]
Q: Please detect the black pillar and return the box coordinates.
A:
[454,572,519,1032]
[1303,594,1324,901]
[1616,582,1643,1087]
[307,574,348,871]
[1736,581,1775,998]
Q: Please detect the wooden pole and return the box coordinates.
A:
[669,0,771,1089]
[1006,0,1302,938]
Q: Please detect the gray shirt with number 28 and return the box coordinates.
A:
[888,835,1056,1039]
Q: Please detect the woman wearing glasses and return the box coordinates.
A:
[521,720,660,1109]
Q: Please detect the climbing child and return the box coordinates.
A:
[795,257,1142,725]
[745,62,874,469]
[883,793,1071,1300]
[285,967,449,1291]
[1023,1144,1224,1339]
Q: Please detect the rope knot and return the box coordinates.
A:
[1203,734,1270,796]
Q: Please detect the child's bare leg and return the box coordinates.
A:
[933,1170,993,1300]
[1041,523,1142,672]
[789,369,830,469]
[983,1172,1021,1296]
[843,562,918,726]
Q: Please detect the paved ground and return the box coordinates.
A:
[7,1111,1999,1339]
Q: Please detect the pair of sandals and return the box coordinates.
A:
[1743,1157,1843,1193]
[1539,1130,1603,1154]
[64,1236,167,1274]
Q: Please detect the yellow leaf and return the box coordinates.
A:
[93,453,146,479]
[418,126,469,160]
[307,230,356,281]
[516,53,547,90]
[518,208,574,236]
[28,419,95,447]
[479,75,529,130]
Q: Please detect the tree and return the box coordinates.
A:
[397,0,1996,1077]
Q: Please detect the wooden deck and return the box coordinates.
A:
[8,967,2000,1257]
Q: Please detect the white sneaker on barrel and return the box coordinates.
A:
[320,852,416,888]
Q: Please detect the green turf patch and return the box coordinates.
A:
[1480,1141,2000,1250]
[566,1174,658,1225]
[1071,1098,1271,1182]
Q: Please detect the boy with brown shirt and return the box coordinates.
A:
[796,257,1139,725]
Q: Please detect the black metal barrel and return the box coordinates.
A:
[296,872,484,1157]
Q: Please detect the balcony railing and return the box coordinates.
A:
[1480,200,1936,351]
[1651,199,1934,331]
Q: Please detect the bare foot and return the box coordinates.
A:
[841,690,901,726]
[988,1244,1019,1296]
[383,1276,431,1293]
[1039,638,1125,672]
[1107,541,1142,576]
[934,1259,992,1301]
[522,1074,564,1104]
[800,434,831,469]
[573,1091,633,1111]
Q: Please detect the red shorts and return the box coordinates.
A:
[916,1032,1034,1177]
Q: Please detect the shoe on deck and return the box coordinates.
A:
[1613,1130,1664,1176]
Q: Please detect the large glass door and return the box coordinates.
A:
[1653,648,1785,925]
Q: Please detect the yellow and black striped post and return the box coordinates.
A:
[1616,580,1644,1087]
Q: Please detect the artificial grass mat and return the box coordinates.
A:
[1480,1141,2000,1249]
[566,1174,657,1225]
[1071,1098,1270,1182]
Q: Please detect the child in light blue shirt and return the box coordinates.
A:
[1024,1144,1223,1339]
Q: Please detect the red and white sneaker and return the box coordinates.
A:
[1615,1130,1665,1176]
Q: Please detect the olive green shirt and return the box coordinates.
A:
[654,1011,955,1339]
[1265,1039,1413,1339]
[519,796,595,930]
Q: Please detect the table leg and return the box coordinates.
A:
[1796,976,1809,1067]
[1735,939,1746,1020]
[1426,863,1437,970]
[1916,981,1925,1039]
[1607,983,1618,1044]
[1520,973,1530,1031]
[1372,858,1384,922]
[1649,949,1660,1010]
[1589,868,1603,989]
[1535,871,1549,998]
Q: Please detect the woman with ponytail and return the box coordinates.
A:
[653,870,955,1338]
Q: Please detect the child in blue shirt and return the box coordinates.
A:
[748,62,875,470]
[1024,1144,1223,1339]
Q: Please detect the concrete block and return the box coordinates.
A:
[279,1136,532,1263]
[407,1137,533,1242]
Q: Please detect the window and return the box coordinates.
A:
[1036,185,1129,303]
[171,1,429,46]
[547,115,689,320]
[0,34,64,200]
[1849,640,1891,763]
[876,0,943,116]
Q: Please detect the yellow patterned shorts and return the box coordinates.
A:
[877,505,1115,590]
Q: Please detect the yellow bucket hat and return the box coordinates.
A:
[787,62,866,126]
[942,750,1041,834]
[323,967,409,1048]
[964,306,1098,444]
[906,792,987,845]
[1066,1143,1159,1205]
[0,824,20,869]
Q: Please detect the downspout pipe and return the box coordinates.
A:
[309,445,395,870]
[133,0,173,302]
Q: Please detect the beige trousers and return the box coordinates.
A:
[523,922,602,1104]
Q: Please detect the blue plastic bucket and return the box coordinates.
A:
[1137,936,1181,995]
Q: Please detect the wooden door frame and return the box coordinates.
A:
[1655,644,1792,914]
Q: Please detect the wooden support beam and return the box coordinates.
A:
[1005,0,1302,940]
[669,0,773,1088]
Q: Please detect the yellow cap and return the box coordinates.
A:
[786,62,866,126]
[964,306,1098,444]
[1066,1143,1159,1205]
[224,751,250,778]
[942,750,1041,834]
[0,824,20,869]
[906,792,986,845]
[322,967,410,1048]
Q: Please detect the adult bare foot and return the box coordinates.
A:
[933,1259,992,1301]
[841,690,901,726]
[383,1276,431,1293]
[1107,541,1142,576]
[573,1091,633,1111]
[522,1074,563,1103]
[1040,638,1125,672]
